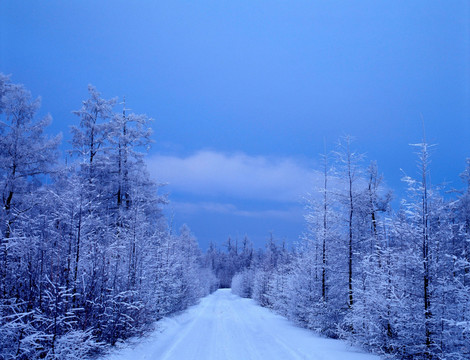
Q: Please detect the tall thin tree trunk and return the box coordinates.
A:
[321,149,328,303]
[422,157,431,357]
[347,143,354,309]
[73,202,83,306]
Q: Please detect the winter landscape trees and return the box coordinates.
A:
[0,76,217,360]
[231,137,470,360]
[0,74,468,360]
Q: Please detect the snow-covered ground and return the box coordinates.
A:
[102,289,380,360]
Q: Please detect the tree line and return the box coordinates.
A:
[2,73,468,360]
[229,136,470,360]
[0,74,218,360]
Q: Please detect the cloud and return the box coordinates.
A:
[168,201,303,220]
[170,201,237,214]
[146,150,321,203]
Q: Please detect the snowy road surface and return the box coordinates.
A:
[104,289,380,360]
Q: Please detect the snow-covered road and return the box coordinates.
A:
[104,289,380,360]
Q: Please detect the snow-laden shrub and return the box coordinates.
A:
[45,330,100,360]
[265,265,290,316]
[231,269,254,298]
[252,270,273,307]
[198,267,219,296]
[231,273,244,296]
[0,300,50,360]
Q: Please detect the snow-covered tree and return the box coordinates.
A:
[0,78,217,359]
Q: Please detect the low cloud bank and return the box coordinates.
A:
[147,150,321,203]
[168,201,304,220]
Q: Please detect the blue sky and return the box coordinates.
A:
[2,1,469,249]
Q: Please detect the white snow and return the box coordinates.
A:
[101,289,381,360]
